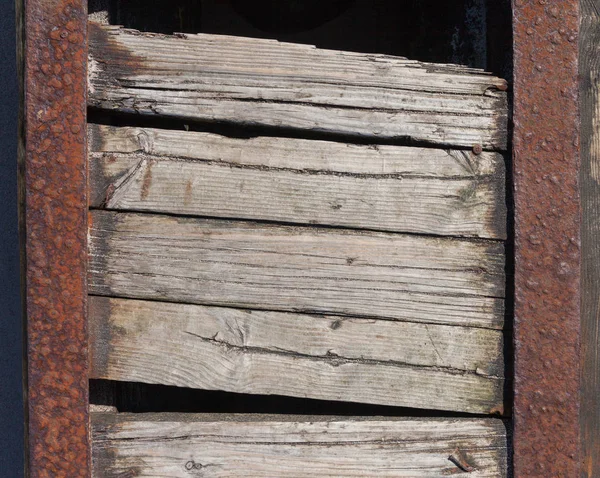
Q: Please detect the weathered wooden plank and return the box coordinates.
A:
[89,125,503,178]
[90,296,504,376]
[92,413,509,477]
[89,210,505,329]
[88,24,508,150]
[89,125,507,239]
[89,296,505,413]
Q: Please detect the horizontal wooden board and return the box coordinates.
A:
[89,210,506,329]
[88,24,508,150]
[92,413,509,477]
[89,296,505,413]
[90,296,504,376]
[90,125,507,239]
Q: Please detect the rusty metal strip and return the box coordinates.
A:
[512,0,581,475]
[21,0,89,476]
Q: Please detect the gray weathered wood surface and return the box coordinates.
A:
[90,296,504,376]
[89,210,505,329]
[89,125,507,239]
[89,296,505,414]
[88,24,508,150]
[86,21,510,417]
[92,413,509,477]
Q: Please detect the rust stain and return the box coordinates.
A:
[488,402,505,417]
[448,448,476,473]
[104,182,116,206]
[22,0,89,476]
[140,160,153,200]
[184,179,193,207]
[513,0,581,476]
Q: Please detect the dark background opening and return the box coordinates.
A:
[90,379,498,418]
[89,0,512,78]
[1,0,23,475]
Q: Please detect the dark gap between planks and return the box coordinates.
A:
[90,379,508,418]
[87,108,506,154]
[89,205,510,246]
[88,0,512,75]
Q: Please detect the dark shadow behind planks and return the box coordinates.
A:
[1,0,23,476]
[88,0,504,72]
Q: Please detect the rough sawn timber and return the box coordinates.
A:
[88,210,506,330]
[89,296,505,414]
[92,413,509,477]
[87,24,508,150]
[89,125,507,239]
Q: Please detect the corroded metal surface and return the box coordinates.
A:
[22,0,89,476]
[513,0,581,476]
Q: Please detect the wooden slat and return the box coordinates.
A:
[90,125,507,239]
[88,24,508,150]
[89,210,505,330]
[89,296,505,414]
[90,296,504,376]
[92,413,509,477]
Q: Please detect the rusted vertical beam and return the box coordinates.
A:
[20,0,89,476]
[512,0,581,476]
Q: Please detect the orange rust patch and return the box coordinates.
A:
[23,1,90,476]
[140,160,153,200]
[184,179,193,206]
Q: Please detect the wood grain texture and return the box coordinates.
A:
[92,413,509,477]
[89,296,505,414]
[87,24,508,150]
[89,296,505,376]
[89,210,506,330]
[580,1,600,475]
[89,125,507,239]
